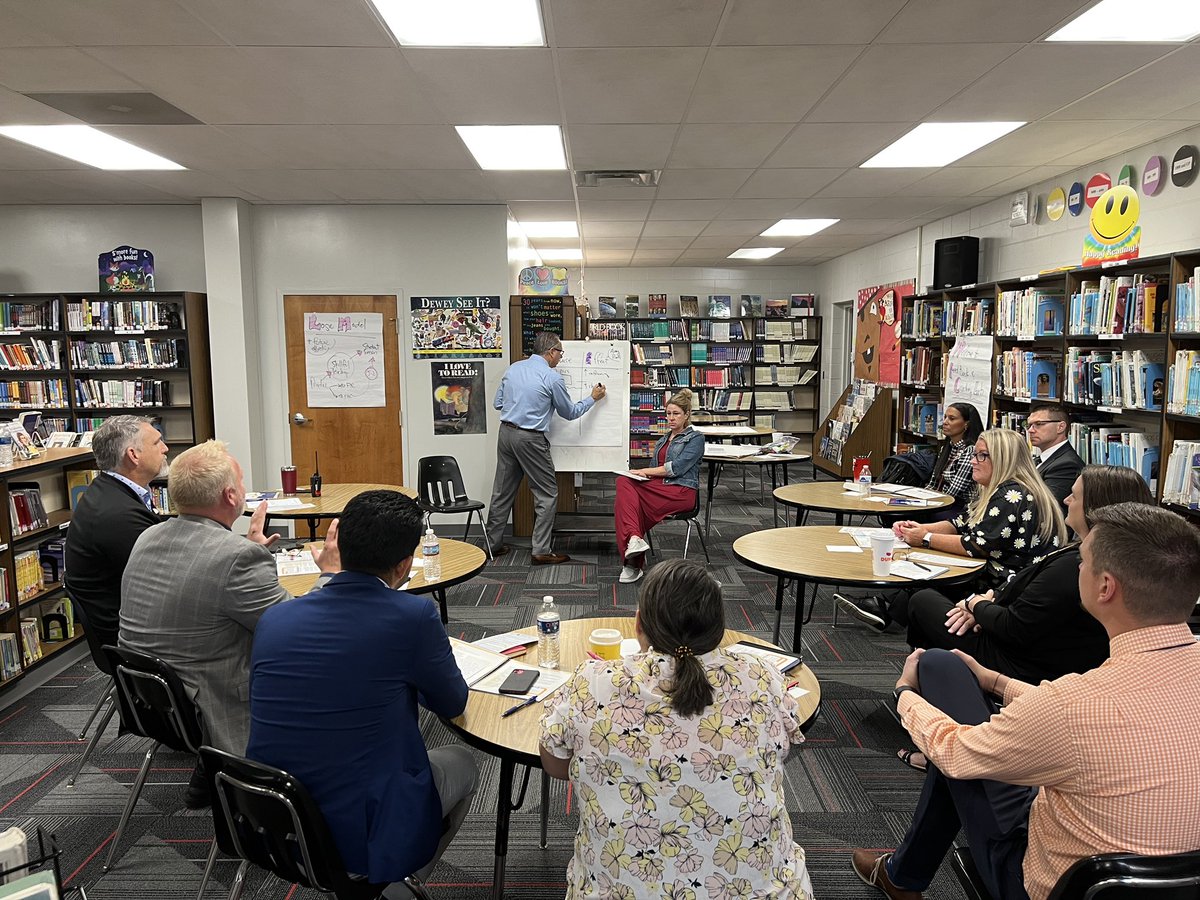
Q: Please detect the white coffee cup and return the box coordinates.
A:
[870,533,894,577]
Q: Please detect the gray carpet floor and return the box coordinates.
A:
[0,464,967,899]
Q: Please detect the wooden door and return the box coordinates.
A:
[283,295,404,488]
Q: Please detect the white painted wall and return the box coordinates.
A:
[816,122,1200,415]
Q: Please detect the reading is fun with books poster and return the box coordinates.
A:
[854,280,914,387]
[411,296,502,359]
[430,361,486,435]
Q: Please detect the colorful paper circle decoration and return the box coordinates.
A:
[1171,145,1198,188]
[1067,182,1085,217]
[1143,155,1165,196]
[1118,164,1135,187]
[1046,187,1066,221]
[1085,173,1112,208]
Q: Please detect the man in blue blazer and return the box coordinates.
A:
[248,490,477,889]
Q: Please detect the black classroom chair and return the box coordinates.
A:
[647,490,710,563]
[416,455,493,559]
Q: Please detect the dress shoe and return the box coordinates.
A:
[626,535,651,557]
[183,762,212,810]
[835,593,890,632]
[851,850,923,900]
[619,565,644,584]
[491,544,511,557]
[531,553,570,565]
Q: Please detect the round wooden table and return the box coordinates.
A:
[251,482,417,540]
[733,525,979,656]
[442,616,821,900]
[774,481,954,527]
[703,450,812,530]
[278,537,486,623]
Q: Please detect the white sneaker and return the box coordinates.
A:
[626,535,651,557]
[619,566,644,584]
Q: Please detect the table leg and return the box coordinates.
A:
[492,759,533,900]
[435,588,448,624]
[771,576,785,645]
[540,770,550,849]
[705,462,720,536]
[305,515,319,541]
[790,578,813,658]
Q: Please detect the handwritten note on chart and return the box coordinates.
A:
[305,312,385,408]
[943,334,994,422]
[551,341,627,449]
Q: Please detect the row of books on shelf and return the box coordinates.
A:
[632,342,817,365]
[1173,269,1200,333]
[756,365,816,386]
[1068,424,1158,485]
[691,344,753,364]
[0,302,59,332]
[630,366,692,389]
[632,367,815,389]
[1070,274,1164,336]
[629,414,669,436]
[9,487,49,536]
[1167,350,1200,416]
[995,350,1061,402]
[901,345,943,386]
[998,288,1065,337]
[1162,440,1200,507]
[0,339,60,370]
[1063,348,1164,411]
[629,439,657,459]
[759,343,817,364]
[902,297,993,339]
[902,395,943,436]
[70,338,183,369]
[65,300,183,332]
[601,294,816,319]
[0,380,67,408]
[75,378,171,408]
[818,379,882,464]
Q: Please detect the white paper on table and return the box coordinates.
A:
[787,685,811,699]
[696,425,758,435]
[841,527,908,549]
[703,443,762,459]
[827,545,863,553]
[905,552,986,569]
[613,469,649,481]
[275,550,320,577]
[246,498,313,511]
[473,631,539,654]
[471,660,572,698]
[449,639,510,686]
[889,561,949,580]
[894,486,945,500]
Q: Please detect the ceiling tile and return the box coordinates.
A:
[308,170,423,202]
[984,166,1071,197]
[582,237,638,251]
[0,84,79,125]
[548,0,726,47]
[631,252,681,263]
[877,0,1099,43]
[669,124,792,168]
[905,166,1035,198]
[576,182,662,201]
[566,124,678,170]
[655,169,752,200]
[0,49,141,92]
[720,198,807,219]
[175,0,391,47]
[10,0,225,45]
[484,172,575,202]
[647,199,728,220]
[786,197,897,218]
[1048,120,1193,166]
[577,200,652,221]
[854,197,959,219]
[581,221,644,238]
[402,170,499,202]
[221,170,345,202]
[686,47,857,123]
[1054,47,1200,121]
[116,169,264,201]
[403,49,559,124]
[700,220,771,237]
[584,252,634,265]
[687,236,743,249]
[825,218,921,235]
[734,168,843,199]
[806,43,1022,122]
[815,168,931,198]
[766,123,910,168]
[719,0,905,44]
[961,120,1148,166]
[221,125,475,169]
[508,201,579,220]
[0,6,62,47]
[640,220,707,237]
[557,48,707,124]
[636,236,693,250]
[104,125,279,170]
[25,169,191,202]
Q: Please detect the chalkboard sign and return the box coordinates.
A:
[521,296,564,357]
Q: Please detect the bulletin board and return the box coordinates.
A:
[547,340,631,472]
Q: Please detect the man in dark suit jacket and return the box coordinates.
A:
[248,490,477,889]
[1027,403,1083,514]
[64,415,168,652]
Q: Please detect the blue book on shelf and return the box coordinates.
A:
[1036,295,1064,336]
[1139,447,1159,486]
[1141,363,1165,411]
[1030,358,1058,400]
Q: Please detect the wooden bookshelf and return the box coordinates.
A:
[812,383,893,480]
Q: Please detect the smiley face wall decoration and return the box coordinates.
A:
[1081,184,1141,267]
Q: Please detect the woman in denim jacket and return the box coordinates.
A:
[615,388,704,584]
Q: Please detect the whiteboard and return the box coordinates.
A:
[304,312,385,407]
[548,340,631,472]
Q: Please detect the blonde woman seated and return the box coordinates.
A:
[839,428,1066,630]
[539,559,813,900]
[614,388,704,584]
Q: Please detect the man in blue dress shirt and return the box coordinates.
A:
[485,331,606,564]
[248,491,477,890]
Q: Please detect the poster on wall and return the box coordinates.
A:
[430,361,487,435]
[520,296,564,357]
[518,266,569,295]
[99,245,155,293]
[410,296,502,359]
[854,280,914,388]
[943,335,994,423]
[1081,185,1141,268]
[304,312,385,408]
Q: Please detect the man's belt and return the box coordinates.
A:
[501,421,543,434]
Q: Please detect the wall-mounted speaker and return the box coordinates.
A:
[932,236,980,290]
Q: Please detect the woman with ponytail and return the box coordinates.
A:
[539,559,813,900]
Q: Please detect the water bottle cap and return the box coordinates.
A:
[543,595,553,603]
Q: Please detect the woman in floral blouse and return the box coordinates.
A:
[539,559,813,900]
[894,427,1066,589]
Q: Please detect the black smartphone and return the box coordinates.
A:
[498,668,539,695]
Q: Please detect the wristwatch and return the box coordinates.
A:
[921,532,933,548]
[893,685,918,705]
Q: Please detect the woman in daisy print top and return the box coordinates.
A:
[893,428,1066,588]
[539,559,813,900]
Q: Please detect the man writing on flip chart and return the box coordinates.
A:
[485,331,606,565]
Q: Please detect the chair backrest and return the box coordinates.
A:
[1047,850,1200,900]
[65,581,114,675]
[199,746,384,899]
[418,455,468,507]
[101,644,204,755]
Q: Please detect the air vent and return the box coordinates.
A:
[574,169,661,187]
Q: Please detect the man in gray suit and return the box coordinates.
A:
[120,440,340,806]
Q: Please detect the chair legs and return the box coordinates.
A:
[67,700,117,787]
[683,518,710,563]
[226,860,248,900]
[403,876,434,900]
[103,741,160,871]
[196,840,219,899]
[470,510,494,560]
[78,680,115,740]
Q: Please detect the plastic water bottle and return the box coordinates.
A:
[857,463,873,496]
[537,595,561,669]
[422,528,441,582]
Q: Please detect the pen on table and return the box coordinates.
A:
[501,694,540,717]
[786,680,800,691]
[586,650,602,660]
[908,559,933,573]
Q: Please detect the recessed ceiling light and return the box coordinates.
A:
[1047,0,1200,41]
[370,0,544,46]
[519,221,578,238]
[760,218,839,237]
[861,122,1024,168]
[537,248,582,260]
[0,125,184,170]
[728,248,784,260]
[455,125,566,171]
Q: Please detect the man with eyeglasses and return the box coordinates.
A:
[485,331,607,565]
[1025,403,1082,514]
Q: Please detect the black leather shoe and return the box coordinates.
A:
[531,553,570,565]
[835,593,890,632]
[183,762,211,810]
[491,544,511,557]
